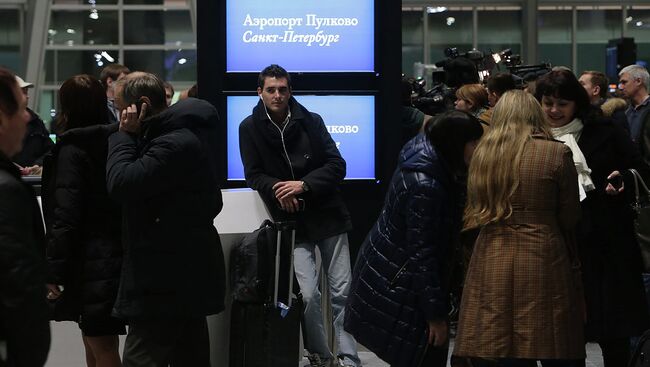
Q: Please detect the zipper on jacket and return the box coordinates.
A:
[265,105,295,180]
[389,260,409,288]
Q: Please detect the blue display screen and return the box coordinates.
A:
[227,95,375,181]
[226,0,374,72]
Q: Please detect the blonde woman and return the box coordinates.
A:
[454,84,488,120]
[453,90,585,367]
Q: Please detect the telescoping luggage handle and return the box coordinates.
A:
[273,221,296,309]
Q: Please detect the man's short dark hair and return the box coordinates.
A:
[100,64,131,90]
[582,70,609,98]
[0,67,18,117]
[187,84,198,98]
[116,72,167,115]
[258,64,291,89]
[487,73,517,96]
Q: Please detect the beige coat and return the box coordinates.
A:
[454,138,585,360]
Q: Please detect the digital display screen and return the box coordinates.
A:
[226,0,374,72]
[227,95,375,180]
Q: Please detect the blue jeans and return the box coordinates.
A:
[294,233,361,367]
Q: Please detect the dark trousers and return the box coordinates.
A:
[122,317,210,367]
[468,358,583,367]
[599,338,631,367]
[420,344,450,367]
[391,343,449,367]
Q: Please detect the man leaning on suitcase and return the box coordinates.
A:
[239,64,361,367]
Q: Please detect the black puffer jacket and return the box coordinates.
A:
[107,98,226,320]
[0,152,50,367]
[41,123,122,322]
[239,97,351,242]
[344,134,461,367]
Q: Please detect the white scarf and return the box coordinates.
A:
[551,118,595,201]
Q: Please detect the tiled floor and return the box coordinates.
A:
[301,342,605,367]
[45,321,605,367]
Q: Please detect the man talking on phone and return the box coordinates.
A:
[239,64,361,367]
[106,72,225,367]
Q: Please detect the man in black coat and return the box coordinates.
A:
[11,76,54,175]
[0,68,50,366]
[238,64,360,367]
[106,72,225,367]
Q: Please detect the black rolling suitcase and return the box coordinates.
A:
[229,221,302,367]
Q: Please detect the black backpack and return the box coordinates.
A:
[229,220,276,303]
[630,330,650,367]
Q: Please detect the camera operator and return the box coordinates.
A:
[480,73,517,124]
[401,78,433,145]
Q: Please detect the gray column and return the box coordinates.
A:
[523,0,538,64]
[24,0,50,109]
[572,7,577,72]
[423,8,430,65]
[472,7,478,50]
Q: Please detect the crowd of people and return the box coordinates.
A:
[1,60,650,367]
[365,65,650,367]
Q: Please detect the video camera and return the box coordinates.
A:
[406,76,455,116]
[490,48,552,88]
[407,46,552,116]
[436,47,496,85]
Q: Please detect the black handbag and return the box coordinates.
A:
[629,169,650,272]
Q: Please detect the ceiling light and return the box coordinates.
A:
[101,51,115,62]
[427,7,447,14]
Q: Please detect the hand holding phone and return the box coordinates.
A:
[606,170,624,195]
[607,175,623,189]
[119,102,148,134]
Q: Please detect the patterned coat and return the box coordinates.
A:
[454,138,585,360]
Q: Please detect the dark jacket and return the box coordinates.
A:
[599,97,629,134]
[12,108,54,167]
[239,97,352,242]
[344,134,461,367]
[630,100,650,167]
[578,116,650,340]
[0,152,50,366]
[106,98,226,320]
[41,123,122,322]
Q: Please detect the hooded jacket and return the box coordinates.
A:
[106,98,226,320]
[344,134,461,367]
[239,97,352,242]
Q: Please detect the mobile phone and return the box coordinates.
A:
[608,175,623,189]
[135,100,147,118]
